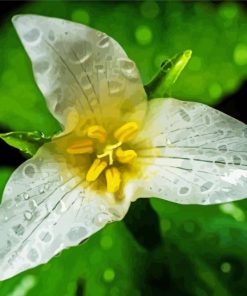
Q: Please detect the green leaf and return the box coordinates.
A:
[0,131,51,156]
[145,49,192,99]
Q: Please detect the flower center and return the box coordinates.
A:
[66,122,139,193]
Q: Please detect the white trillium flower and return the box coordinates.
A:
[0,15,247,281]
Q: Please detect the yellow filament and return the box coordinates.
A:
[105,167,121,193]
[114,122,139,143]
[67,139,94,154]
[115,147,137,164]
[86,159,108,182]
[87,125,107,143]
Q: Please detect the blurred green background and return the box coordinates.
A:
[1,1,247,295]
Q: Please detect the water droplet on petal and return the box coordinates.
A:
[13,224,25,236]
[67,226,87,242]
[24,211,33,221]
[22,192,30,200]
[23,28,40,43]
[97,35,110,48]
[93,213,109,227]
[118,58,138,80]
[27,248,39,262]
[39,231,53,243]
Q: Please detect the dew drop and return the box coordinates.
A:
[67,226,87,242]
[23,28,40,42]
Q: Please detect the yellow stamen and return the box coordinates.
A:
[115,147,137,164]
[67,139,94,154]
[114,122,139,143]
[87,125,107,143]
[86,159,108,182]
[105,167,121,193]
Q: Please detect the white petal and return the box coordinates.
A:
[12,15,146,128]
[0,145,128,281]
[132,98,247,205]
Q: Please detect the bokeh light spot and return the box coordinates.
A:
[100,235,113,250]
[135,25,153,45]
[140,1,159,19]
[103,268,115,282]
[221,262,231,273]
[208,82,222,99]
[219,3,239,20]
[161,219,171,233]
[71,9,90,24]
[233,44,247,66]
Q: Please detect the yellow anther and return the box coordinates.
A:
[114,122,139,143]
[115,148,137,164]
[87,125,107,143]
[67,139,94,154]
[105,167,121,193]
[86,159,108,182]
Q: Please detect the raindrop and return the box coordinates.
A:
[108,80,123,95]
[67,226,87,242]
[178,187,190,195]
[22,192,30,200]
[23,28,40,43]
[39,231,52,243]
[24,211,33,221]
[243,128,247,138]
[48,30,55,41]
[93,213,109,227]
[118,58,138,80]
[218,144,228,152]
[200,181,213,192]
[179,109,191,122]
[233,155,241,166]
[23,164,36,178]
[34,60,50,74]
[97,35,110,48]
[0,240,11,256]
[13,224,25,236]
[27,248,39,262]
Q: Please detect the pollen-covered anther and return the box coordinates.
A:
[105,167,121,193]
[86,159,108,182]
[87,125,107,143]
[115,147,137,164]
[114,122,139,143]
[67,139,94,154]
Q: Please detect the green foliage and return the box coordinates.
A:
[0,131,51,156]
[145,50,192,98]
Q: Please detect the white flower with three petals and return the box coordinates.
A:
[0,15,247,281]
